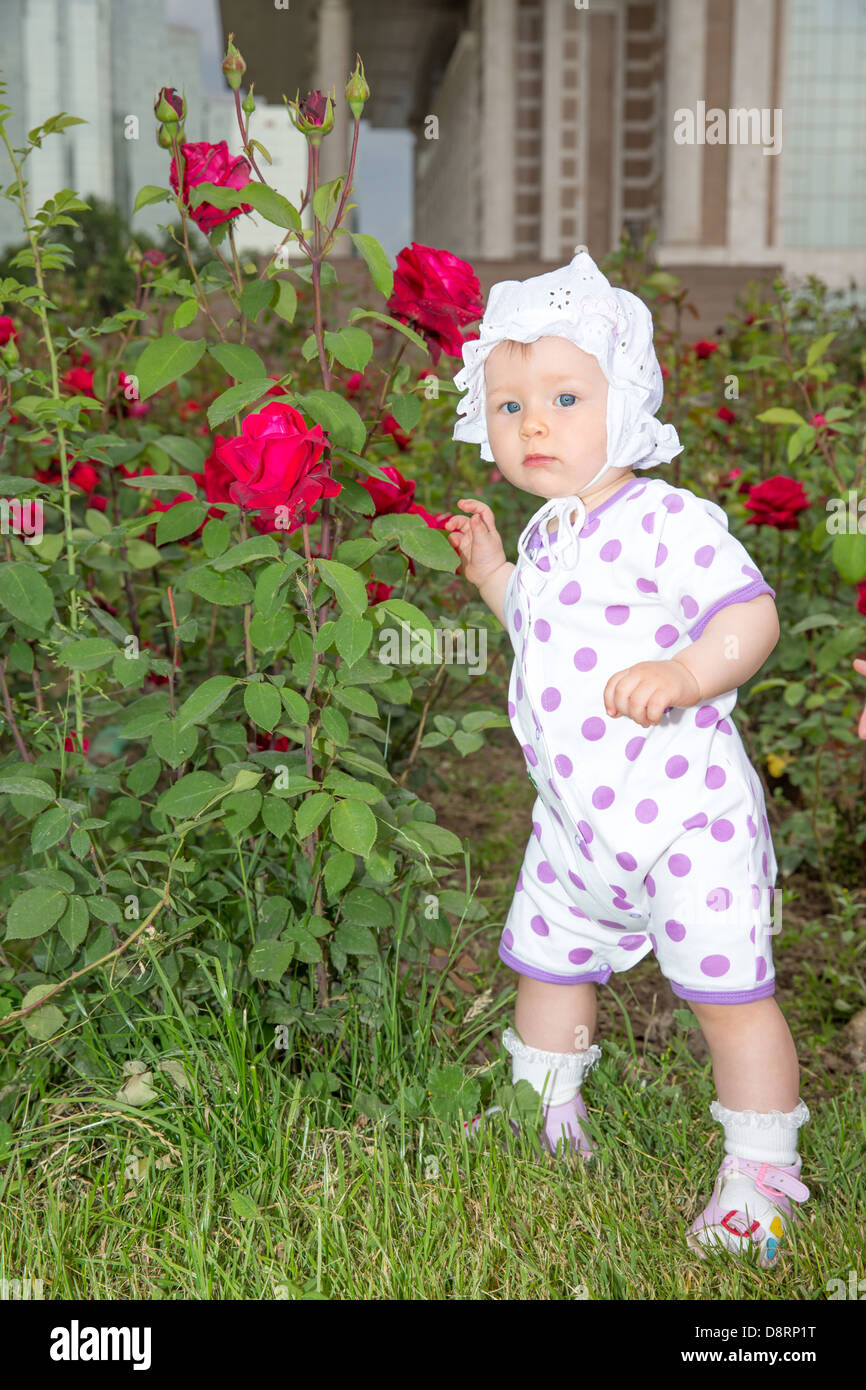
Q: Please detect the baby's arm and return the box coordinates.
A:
[669,594,780,705]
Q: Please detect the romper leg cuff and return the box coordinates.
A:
[669,979,776,1005]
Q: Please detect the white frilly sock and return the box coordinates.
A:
[709,1098,811,1165]
[502,1024,602,1105]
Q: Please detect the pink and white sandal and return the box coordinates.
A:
[686,1154,810,1268]
[463,1090,598,1158]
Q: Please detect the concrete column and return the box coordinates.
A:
[661,0,706,246]
[315,0,352,251]
[727,0,776,257]
[540,0,563,259]
[480,0,516,257]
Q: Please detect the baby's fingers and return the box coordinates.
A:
[457,497,497,531]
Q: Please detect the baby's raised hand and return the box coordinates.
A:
[603,660,701,728]
[444,498,508,589]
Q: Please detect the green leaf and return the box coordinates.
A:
[291,390,365,451]
[57,637,118,670]
[312,176,344,229]
[280,687,309,723]
[173,299,198,330]
[208,342,268,383]
[126,539,163,570]
[155,772,226,820]
[0,563,54,630]
[324,851,355,898]
[397,819,463,858]
[30,807,72,855]
[185,566,254,606]
[756,407,807,426]
[151,720,199,768]
[316,558,368,618]
[244,682,282,732]
[58,895,89,950]
[121,472,204,492]
[241,183,301,230]
[176,676,238,732]
[133,185,172,213]
[272,279,297,324]
[333,612,373,666]
[321,706,349,745]
[203,518,231,558]
[806,332,836,368]
[348,232,393,297]
[0,777,55,801]
[296,792,335,839]
[323,327,373,372]
[134,335,207,401]
[155,500,206,545]
[211,536,279,569]
[373,598,435,639]
[372,515,457,573]
[6,886,68,940]
[261,797,294,838]
[21,986,65,1041]
[348,308,429,355]
[207,378,275,430]
[341,886,391,928]
[333,922,378,955]
[831,532,866,584]
[240,277,276,323]
[387,392,421,432]
[329,799,377,857]
[247,938,294,984]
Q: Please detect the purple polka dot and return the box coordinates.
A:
[648,932,658,952]
[749,926,756,943]
[537,860,556,883]
[641,513,655,534]
[666,755,688,779]
[762,851,769,878]
[668,854,691,877]
[719,719,733,735]
[636,799,658,823]
[616,851,637,871]
[663,494,684,513]
[507,700,516,717]
[625,736,646,761]
[743,565,761,581]
[502,928,514,949]
[700,955,731,978]
[535,618,551,641]
[568,905,588,918]
[605,605,630,625]
[681,595,699,619]
[751,884,760,908]
[711,819,734,842]
[537,557,550,571]
[559,581,581,605]
[522,744,538,766]
[598,919,622,929]
[747,815,757,838]
[695,544,715,568]
[761,814,769,837]
[620,935,646,951]
[582,717,605,741]
[665,920,686,942]
[516,871,523,891]
[645,873,656,897]
[707,887,732,911]
[683,812,708,830]
[612,898,635,912]
[532,820,542,841]
[541,687,561,712]
[695,705,720,728]
[592,786,615,809]
[579,842,595,863]
[756,957,767,982]
[514,608,522,631]
[547,779,561,800]
[636,577,658,594]
[568,947,593,965]
[577,821,594,843]
[516,676,523,700]
[655,624,679,648]
[554,753,573,777]
[600,538,622,562]
[706,765,726,790]
[655,543,668,567]
[551,806,564,827]
[530,915,550,936]
[574,647,597,671]
[567,870,585,891]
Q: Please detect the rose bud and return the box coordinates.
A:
[345,55,370,120]
[222,33,247,91]
[154,87,185,124]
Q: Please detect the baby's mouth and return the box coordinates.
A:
[524,454,557,466]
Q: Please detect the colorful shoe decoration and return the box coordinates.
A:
[686,1154,809,1268]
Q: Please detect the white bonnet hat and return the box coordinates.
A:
[451,249,683,474]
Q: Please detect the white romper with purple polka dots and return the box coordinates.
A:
[500,474,779,1005]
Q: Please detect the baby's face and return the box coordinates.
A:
[484,336,609,498]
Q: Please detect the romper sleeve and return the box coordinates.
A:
[649,488,776,644]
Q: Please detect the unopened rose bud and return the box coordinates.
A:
[126,242,143,266]
[1,336,19,366]
[242,84,256,117]
[156,123,179,150]
[154,87,185,124]
[288,88,335,144]
[345,55,369,120]
[141,249,166,271]
[222,33,246,91]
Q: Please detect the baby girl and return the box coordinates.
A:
[444,249,811,1269]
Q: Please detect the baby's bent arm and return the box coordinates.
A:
[669,593,780,705]
[478,561,516,629]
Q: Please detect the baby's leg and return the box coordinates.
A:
[514,975,597,1054]
[504,976,601,1156]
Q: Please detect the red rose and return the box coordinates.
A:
[141,249,166,270]
[255,731,290,751]
[61,366,97,397]
[744,475,811,529]
[660,364,670,379]
[744,314,755,326]
[344,372,367,398]
[361,464,416,516]
[70,462,100,494]
[407,500,451,530]
[693,340,719,359]
[202,442,235,516]
[169,140,254,234]
[386,242,484,365]
[265,376,292,398]
[366,580,394,606]
[380,412,412,451]
[89,494,108,512]
[716,406,736,424]
[64,733,90,754]
[857,580,866,618]
[0,316,19,346]
[214,400,339,532]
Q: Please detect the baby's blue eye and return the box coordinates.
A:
[555,392,578,406]
[499,401,520,414]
